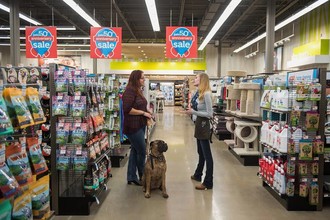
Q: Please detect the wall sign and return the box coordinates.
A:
[25,26,57,58]
[166,26,197,58]
[90,27,122,59]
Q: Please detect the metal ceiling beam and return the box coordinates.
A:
[178,0,185,26]
[220,0,259,41]
[112,0,137,40]
[235,0,299,45]
[37,0,89,36]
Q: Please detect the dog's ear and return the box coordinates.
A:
[149,141,155,150]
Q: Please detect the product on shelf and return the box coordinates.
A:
[12,191,33,220]
[0,95,13,135]
[30,175,50,219]
[27,137,48,175]
[3,88,34,129]
[0,199,12,220]
[25,87,46,125]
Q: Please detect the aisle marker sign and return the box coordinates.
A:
[25,26,57,58]
[90,27,122,59]
[166,26,197,58]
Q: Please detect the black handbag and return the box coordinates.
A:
[194,116,211,140]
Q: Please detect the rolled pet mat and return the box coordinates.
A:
[235,125,258,143]
[226,120,236,133]
[226,70,247,77]
[238,83,260,90]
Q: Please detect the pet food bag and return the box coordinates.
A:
[0,95,13,135]
[0,200,12,220]
[25,87,46,125]
[12,191,33,220]
[3,88,34,129]
[30,175,51,219]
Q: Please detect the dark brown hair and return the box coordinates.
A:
[127,70,144,96]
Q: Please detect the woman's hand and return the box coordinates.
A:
[184,107,193,115]
[143,111,152,119]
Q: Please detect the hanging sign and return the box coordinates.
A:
[25,26,57,58]
[166,26,197,58]
[90,27,122,59]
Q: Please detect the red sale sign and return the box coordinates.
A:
[166,26,197,58]
[90,27,122,59]
[25,26,57,58]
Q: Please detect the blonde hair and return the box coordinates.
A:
[198,73,211,100]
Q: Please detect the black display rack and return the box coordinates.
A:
[49,64,111,215]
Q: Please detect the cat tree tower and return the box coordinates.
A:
[225,70,247,113]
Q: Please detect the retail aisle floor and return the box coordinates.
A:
[55,107,330,220]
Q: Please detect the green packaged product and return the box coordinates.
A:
[0,95,13,135]
[0,200,12,220]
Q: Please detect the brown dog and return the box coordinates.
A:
[142,140,168,198]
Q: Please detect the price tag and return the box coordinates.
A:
[314,157,319,161]
[114,112,118,117]
[75,96,81,101]
[313,178,318,182]
[288,178,295,182]
[60,146,66,155]
[113,131,117,137]
[76,148,82,155]
[290,157,296,161]
[294,106,300,110]
[312,106,318,111]
[301,178,308,182]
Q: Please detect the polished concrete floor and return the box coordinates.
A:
[55,107,330,220]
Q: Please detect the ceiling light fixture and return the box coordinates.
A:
[234,0,328,53]
[0,26,76,31]
[198,0,242,51]
[0,3,42,26]
[62,0,101,27]
[58,44,90,47]
[20,49,90,52]
[145,0,160,32]
[0,35,88,40]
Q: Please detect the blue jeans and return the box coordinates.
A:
[194,139,213,188]
[126,127,146,182]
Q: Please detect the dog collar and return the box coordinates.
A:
[149,154,165,170]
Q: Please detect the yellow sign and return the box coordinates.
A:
[293,39,329,56]
[109,61,206,70]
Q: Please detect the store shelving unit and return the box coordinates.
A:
[174,81,183,106]
[323,70,330,204]
[259,68,326,211]
[181,78,190,109]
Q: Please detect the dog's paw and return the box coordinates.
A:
[162,193,169,198]
[144,193,151,198]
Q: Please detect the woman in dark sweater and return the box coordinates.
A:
[122,70,152,185]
